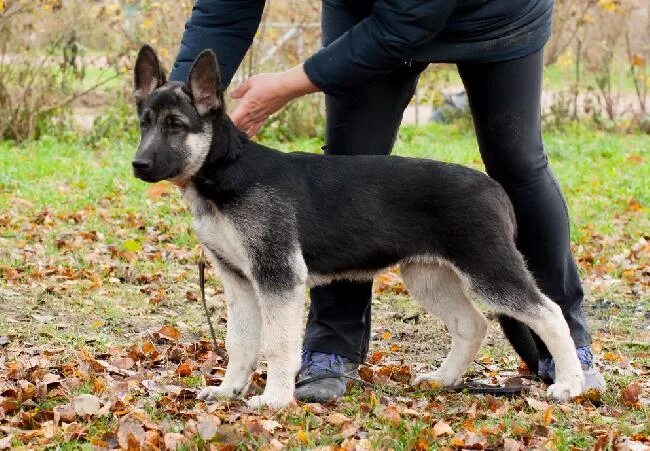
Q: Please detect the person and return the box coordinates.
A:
[169,0,605,402]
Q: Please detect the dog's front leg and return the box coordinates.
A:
[246,282,305,410]
[198,270,261,402]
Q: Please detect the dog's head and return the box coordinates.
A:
[132,45,223,184]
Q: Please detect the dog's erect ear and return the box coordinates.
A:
[134,45,166,105]
[187,50,221,116]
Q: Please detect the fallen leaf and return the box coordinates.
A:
[368,351,384,365]
[621,382,641,406]
[543,405,553,426]
[197,415,220,440]
[54,404,76,424]
[72,394,101,417]
[261,419,282,433]
[177,363,192,377]
[327,412,350,426]
[358,366,374,383]
[0,435,12,450]
[376,405,400,424]
[110,357,135,370]
[631,54,646,67]
[117,419,146,449]
[145,430,161,448]
[341,421,359,439]
[156,324,181,341]
[296,430,309,444]
[526,397,549,412]
[627,198,642,212]
[147,182,172,199]
[503,438,523,451]
[626,154,643,164]
[418,379,441,390]
[122,239,142,252]
[164,432,187,450]
[433,421,454,437]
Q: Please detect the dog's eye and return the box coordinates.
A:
[140,111,153,129]
[165,117,185,133]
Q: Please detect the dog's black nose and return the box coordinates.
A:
[132,159,152,171]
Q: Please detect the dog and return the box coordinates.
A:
[131,45,585,409]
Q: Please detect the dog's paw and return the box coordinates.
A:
[546,381,583,401]
[197,386,237,402]
[412,371,458,389]
[246,394,293,410]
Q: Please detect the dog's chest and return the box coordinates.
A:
[183,185,250,276]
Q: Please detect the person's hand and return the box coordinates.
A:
[230,65,319,137]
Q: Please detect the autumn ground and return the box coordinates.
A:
[0,123,648,450]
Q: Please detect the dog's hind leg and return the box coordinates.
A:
[246,281,306,410]
[198,268,261,402]
[468,250,584,401]
[401,262,488,387]
[488,289,584,400]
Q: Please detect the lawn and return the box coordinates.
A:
[0,123,648,449]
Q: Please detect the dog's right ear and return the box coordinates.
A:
[134,45,166,108]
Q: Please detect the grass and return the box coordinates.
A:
[0,123,648,449]
[416,62,643,94]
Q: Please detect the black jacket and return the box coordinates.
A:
[170,0,553,96]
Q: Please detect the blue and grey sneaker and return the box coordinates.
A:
[295,351,358,403]
[538,346,606,391]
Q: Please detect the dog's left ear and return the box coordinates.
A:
[134,45,167,108]
[187,50,222,116]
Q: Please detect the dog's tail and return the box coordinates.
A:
[495,187,518,241]
[494,186,538,374]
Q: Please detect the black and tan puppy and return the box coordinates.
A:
[131,46,584,409]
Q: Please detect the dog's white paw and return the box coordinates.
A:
[246,394,293,410]
[547,381,583,401]
[197,386,237,402]
[413,370,459,389]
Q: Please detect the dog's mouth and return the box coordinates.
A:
[133,167,181,183]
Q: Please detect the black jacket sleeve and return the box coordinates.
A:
[169,0,265,88]
[304,0,456,97]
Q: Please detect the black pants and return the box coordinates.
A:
[303,3,591,363]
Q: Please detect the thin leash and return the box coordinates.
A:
[198,250,228,360]
[295,370,529,396]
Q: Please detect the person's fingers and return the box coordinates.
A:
[236,107,267,132]
[246,121,264,138]
[230,79,250,99]
[230,103,248,129]
[248,121,264,137]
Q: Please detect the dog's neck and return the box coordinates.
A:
[205,112,247,167]
[188,112,250,199]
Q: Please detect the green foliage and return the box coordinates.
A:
[83,97,140,148]
[257,95,325,142]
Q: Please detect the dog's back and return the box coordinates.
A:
[192,142,517,293]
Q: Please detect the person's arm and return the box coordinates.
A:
[169,0,266,88]
[231,0,456,135]
[304,0,456,97]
